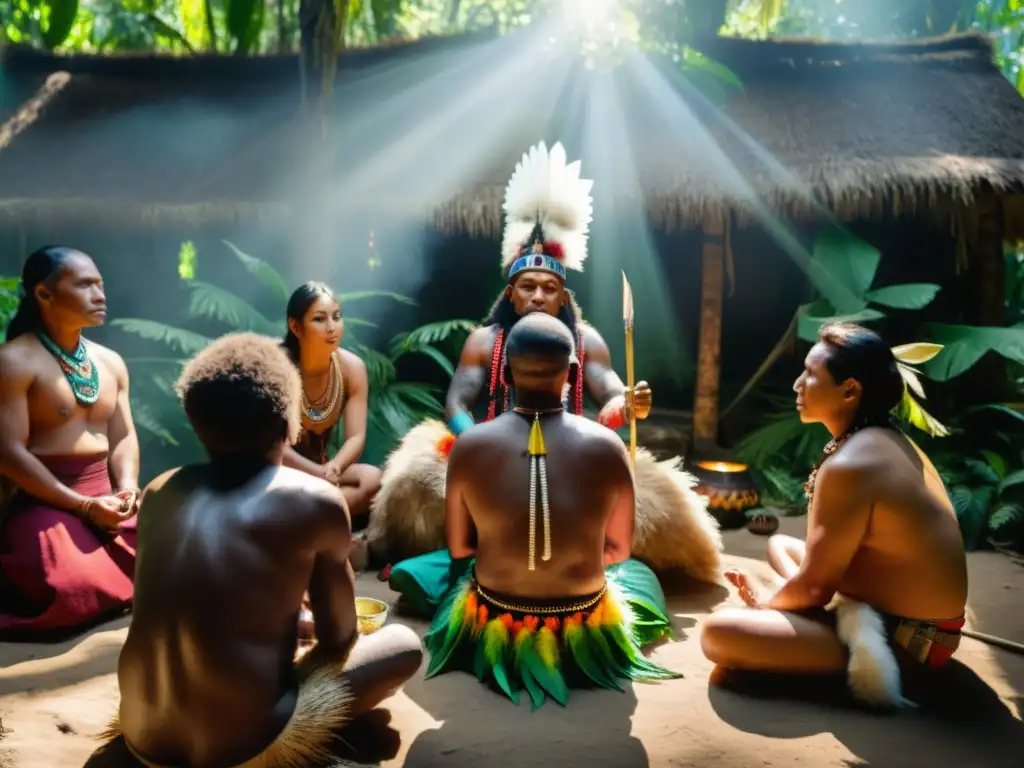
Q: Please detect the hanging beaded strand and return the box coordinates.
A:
[518,408,555,570]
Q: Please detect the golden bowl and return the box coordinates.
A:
[355,597,389,635]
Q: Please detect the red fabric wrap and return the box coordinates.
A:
[925,617,965,669]
[0,455,136,638]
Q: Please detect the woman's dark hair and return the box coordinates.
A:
[281,281,335,363]
[6,246,78,341]
[819,323,904,427]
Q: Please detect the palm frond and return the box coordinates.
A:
[343,317,378,329]
[112,319,211,356]
[368,388,419,439]
[185,282,280,335]
[131,401,180,447]
[222,240,290,302]
[337,290,418,306]
[735,411,826,468]
[402,344,456,378]
[391,319,476,350]
[357,343,397,390]
[387,382,445,414]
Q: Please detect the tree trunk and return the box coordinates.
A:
[204,0,219,51]
[692,211,727,454]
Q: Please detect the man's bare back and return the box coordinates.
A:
[831,428,967,620]
[117,463,354,768]
[448,410,634,599]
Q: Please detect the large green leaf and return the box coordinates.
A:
[185,282,279,335]
[796,302,885,342]
[0,277,20,292]
[41,0,79,49]
[807,228,879,314]
[866,283,941,310]
[923,324,1024,381]
[112,319,211,356]
[222,240,290,302]
[680,46,744,92]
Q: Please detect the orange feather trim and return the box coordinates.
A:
[435,432,457,458]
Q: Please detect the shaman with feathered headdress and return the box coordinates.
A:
[477,141,595,421]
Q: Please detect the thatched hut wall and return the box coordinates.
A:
[1,29,1022,415]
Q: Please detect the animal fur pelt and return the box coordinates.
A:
[631,449,723,583]
[366,419,450,563]
[97,656,359,767]
[830,594,913,709]
[368,422,724,583]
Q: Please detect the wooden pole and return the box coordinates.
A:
[692,211,726,454]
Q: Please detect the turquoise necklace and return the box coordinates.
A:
[37,330,100,406]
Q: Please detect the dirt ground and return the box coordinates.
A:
[1,516,1021,767]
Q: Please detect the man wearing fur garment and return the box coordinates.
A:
[365,141,722,587]
[700,324,968,709]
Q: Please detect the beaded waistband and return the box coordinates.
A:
[472,579,607,616]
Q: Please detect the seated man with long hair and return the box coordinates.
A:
[700,324,968,707]
[1,246,139,640]
[107,333,421,768]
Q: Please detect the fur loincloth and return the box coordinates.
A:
[631,449,722,583]
[98,654,358,767]
[367,420,723,583]
[829,595,912,709]
[366,419,450,563]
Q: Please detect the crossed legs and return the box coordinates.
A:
[338,463,382,527]
[700,534,848,674]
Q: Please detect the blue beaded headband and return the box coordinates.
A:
[507,252,566,281]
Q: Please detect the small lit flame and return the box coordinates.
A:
[696,461,749,474]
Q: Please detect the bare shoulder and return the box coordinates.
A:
[448,419,494,454]
[0,335,48,376]
[88,340,129,379]
[270,465,350,528]
[338,348,367,380]
[817,429,895,493]
[839,428,905,470]
[579,323,611,361]
[460,325,497,363]
[568,414,629,460]
[579,322,605,346]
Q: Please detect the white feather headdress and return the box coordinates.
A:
[501,141,594,276]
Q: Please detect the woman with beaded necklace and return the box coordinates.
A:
[281,283,381,539]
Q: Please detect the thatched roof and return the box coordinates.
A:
[1,29,1023,236]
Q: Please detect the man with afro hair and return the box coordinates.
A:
[104,333,422,768]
